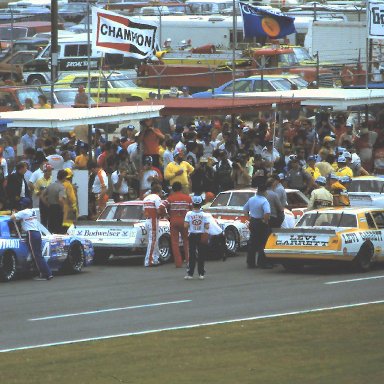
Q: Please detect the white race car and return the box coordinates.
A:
[68,201,248,263]
[349,176,384,208]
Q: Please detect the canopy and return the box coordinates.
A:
[217,88,384,111]
[0,105,163,129]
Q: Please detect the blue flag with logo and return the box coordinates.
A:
[240,2,296,39]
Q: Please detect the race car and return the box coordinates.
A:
[349,176,384,208]
[0,214,94,282]
[265,207,384,271]
[203,188,309,225]
[67,201,249,263]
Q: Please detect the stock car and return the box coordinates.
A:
[0,214,94,282]
[204,188,309,225]
[67,201,249,263]
[264,207,384,272]
[349,176,384,208]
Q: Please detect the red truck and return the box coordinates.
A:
[0,86,44,112]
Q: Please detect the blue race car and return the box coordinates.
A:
[0,214,94,282]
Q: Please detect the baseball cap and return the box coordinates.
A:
[64,167,73,179]
[61,137,70,145]
[182,86,189,91]
[323,136,335,143]
[278,173,285,180]
[127,124,135,130]
[19,197,32,209]
[315,176,327,185]
[307,155,317,162]
[337,156,346,163]
[343,151,352,159]
[339,176,352,184]
[192,195,203,205]
[329,173,339,180]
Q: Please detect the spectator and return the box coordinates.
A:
[62,150,75,169]
[88,160,109,217]
[265,178,285,229]
[74,85,89,106]
[37,95,50,109]
[140,118,165,168]
[74,142,89,170]
[251,154,268,188]
[140,156,162,198]
[213,150,233,193]
[21,128,37,151]
[163,138,174,170]
[6,161,31,210]
[164,150,194,194]
[34,163,53,228]
[179,86,192,98]
[62,168,78,232]
[286,157,311,194]
[232,153,252,188]
[24,98,34,109]
[190,156,215,195]
[111,163,130,202]
[354,125,378,172]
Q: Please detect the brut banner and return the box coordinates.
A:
[368,1,384,39]
[92,7,158,59]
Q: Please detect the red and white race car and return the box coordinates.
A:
[68,200,249,263]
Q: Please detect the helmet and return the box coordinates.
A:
[192,195,203,205]
[315,176,327,185]
[64,167,73,179]
[337,156,346,163]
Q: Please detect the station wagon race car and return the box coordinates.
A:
[0,214,94,282]
[265,207,384,271]
[67,201,249,263]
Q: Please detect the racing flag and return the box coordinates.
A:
[239,2,296,39]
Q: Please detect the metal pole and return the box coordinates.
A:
[50,0,58,108]
[87,0,91,108]
[10,8,14,81]
[231,0,236,98]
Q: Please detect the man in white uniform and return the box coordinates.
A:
[143,184,163,267]
[11,200,53,281]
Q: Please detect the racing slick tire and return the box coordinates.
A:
[224,227,239,256]
[0,251,17,282]
[65,241,85,273]
[158,234,172,264]
[354,242,374,272]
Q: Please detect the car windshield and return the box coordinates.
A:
[349,179,384,193]
[229,192,255,207]
[108,76,137,88]
[15,88,43,104]
[210,192,231,207]
[269,79,293,90]
[278,53,299,66]
[293,47,313,62]
[289,77,308,89]
[99,204,144,220]
[0,27,27,40]
[297,212,357,228]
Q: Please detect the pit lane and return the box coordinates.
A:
[1,253,384,352]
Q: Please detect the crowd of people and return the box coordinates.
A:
[1,109,384,276]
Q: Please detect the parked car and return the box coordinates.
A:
[0,85,44,111]
[41,87,96,106]
[56,71,177,101]
[67,200,248,263]
[0,214,94,282]
[192,75,307,98]
[349,176,384,208]
[0,50,37,82]
[58,2,88,23]
[265,207,384,272]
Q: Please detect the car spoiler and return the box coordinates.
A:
[272,228,337,235]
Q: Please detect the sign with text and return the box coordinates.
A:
[368,1,384,39]
[92,7,158,59]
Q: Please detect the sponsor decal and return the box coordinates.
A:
[369,2,384,38]
[276,234,328,247]
[92,7,158,59]
[360,230,383,242]
[342,233,359,244]
[0,239,19,249]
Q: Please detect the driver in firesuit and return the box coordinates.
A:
[159,182,192,268]
[307,176,333,210]
[143,183,163,267]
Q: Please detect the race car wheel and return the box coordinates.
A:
[354,243,374,272]
[158,234,172,264]
[65,241,85,273]
[0,251,17,282]
[224,227,239,255]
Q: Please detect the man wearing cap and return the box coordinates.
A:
[143,183,163,267]
[329,174,350,206]
[179,86,192,98]
[184,195,209,279]
[62,168,78,232]
[34,164,53,227]
[305,155,321,180]
[307,176,333,210]
[321,136,336,155]
[160,182,192,268]
[243,184,271,268]
[164,150,194,194]
[336,155,353,178]
[74,85,89,107]
[11,200,53,281]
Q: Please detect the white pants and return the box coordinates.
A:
[145,217,160,266]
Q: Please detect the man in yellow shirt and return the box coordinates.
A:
[336,155,353,178]
[164,150,194,194]
[35,164,53,227]
[62,168,78,232]
[305,155,321,180]
[74,142,89,170]
[37,95,51,109]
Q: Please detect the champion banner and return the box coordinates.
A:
[368,1,384,39]
[92,7,158,59]
[239,3,296,39]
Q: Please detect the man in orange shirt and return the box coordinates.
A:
[160,182,192,267]
[140,118,165,168]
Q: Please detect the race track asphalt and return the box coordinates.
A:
[1,253,384,352]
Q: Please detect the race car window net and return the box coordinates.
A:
[297,213,357,228]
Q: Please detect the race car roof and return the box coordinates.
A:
[305,207,383,214]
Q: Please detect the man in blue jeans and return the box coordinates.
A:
[11,199,53,281]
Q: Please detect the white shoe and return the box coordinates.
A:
[198,275,205,280]
[184,275,193,280]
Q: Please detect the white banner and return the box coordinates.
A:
[92,7,158,59]
[368,1,384,39]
